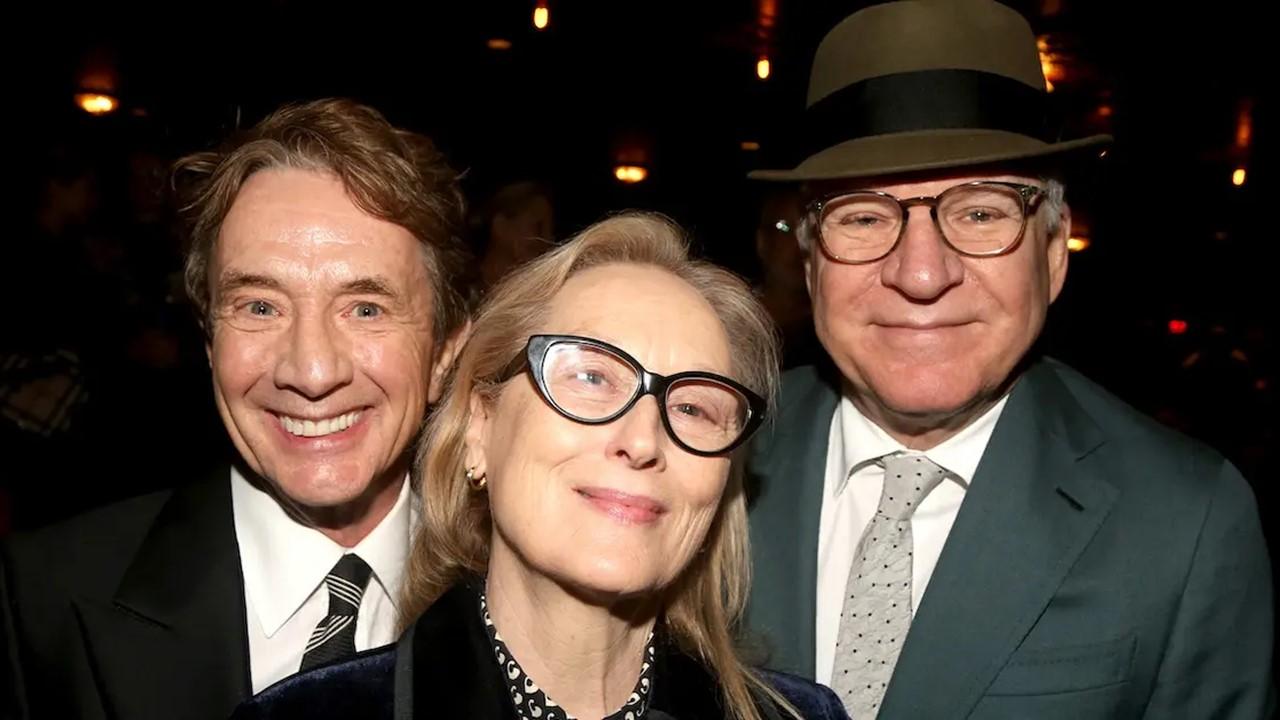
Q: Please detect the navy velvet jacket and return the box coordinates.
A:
[232,583,849,720]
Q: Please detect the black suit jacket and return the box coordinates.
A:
[233,582,848,720]
[2,468,251,720]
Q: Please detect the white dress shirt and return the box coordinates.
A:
[813,394,1009,686]
[231,467,417,693]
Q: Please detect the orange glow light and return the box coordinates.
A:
[75,93,118,115]
[1037,35,1066,92]
[758,0,777,29]
[533,4,549,30]
[614,165,648,183]
[756,57,771,80]
[1236,101,1253,149]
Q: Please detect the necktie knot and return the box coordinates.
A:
[324,554,372,618]
[878,453,947,521]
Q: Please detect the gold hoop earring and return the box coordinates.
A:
[464,466,487,490]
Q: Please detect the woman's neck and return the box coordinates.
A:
[485,550,657,719]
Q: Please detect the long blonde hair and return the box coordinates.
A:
[402,212,792,720]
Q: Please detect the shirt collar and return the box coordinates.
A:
[834,391,1011,497]
[231,467,416,638]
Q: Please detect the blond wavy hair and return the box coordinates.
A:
[402,212,795,720]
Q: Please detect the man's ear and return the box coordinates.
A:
[428,319,472,403]
[1046,205,1071,305]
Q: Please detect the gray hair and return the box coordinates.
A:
[1040,178,1066,235]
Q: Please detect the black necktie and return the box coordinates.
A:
[299,554,373,671]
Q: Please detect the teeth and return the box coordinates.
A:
[280,411,361,438]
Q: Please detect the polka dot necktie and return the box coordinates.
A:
[829,453,947,717]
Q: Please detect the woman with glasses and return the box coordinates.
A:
[233,213,848,720]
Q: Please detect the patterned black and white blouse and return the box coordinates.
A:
[479,593,656,720]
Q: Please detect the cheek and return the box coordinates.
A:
[669,460,731,541]
[211,331,274,397]
[485,438,586,561]
[813,266,873,326]
[484,396,582,514]
[972,260,1047,327]
[681,460,730,511]
[486,456,548,537]
[358,333,433,402]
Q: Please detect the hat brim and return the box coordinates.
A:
[749,129,1112,182]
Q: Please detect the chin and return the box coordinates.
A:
[272,467,377,508]
[558,555,660,600]
[871,367,987,419]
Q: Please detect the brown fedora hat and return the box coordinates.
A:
[751,0,1111,182]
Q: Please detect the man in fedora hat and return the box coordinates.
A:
[745,1,1273,718]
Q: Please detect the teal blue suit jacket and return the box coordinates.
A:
[746,358,1274,718]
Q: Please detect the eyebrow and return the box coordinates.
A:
[216,271,285,298]
[215,271,401,300]
[338,276,399,298]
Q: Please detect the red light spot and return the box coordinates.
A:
[1168,319,1188,335]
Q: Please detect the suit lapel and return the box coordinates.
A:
[74,468,251,720]
[879,360,1117,718]
[747,365,840,678]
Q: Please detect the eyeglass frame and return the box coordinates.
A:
[805,180,1048,265]
[498,334,767,457]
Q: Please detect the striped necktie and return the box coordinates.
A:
[299,553,373,671]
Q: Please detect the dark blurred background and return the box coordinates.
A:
[2,0,1272,569]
